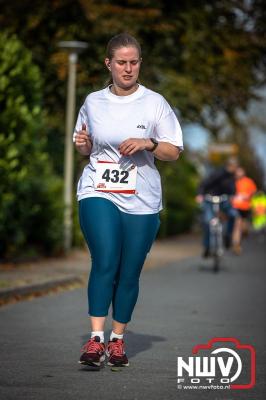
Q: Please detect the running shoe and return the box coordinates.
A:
[79,336,105,367]
[106,338,129,367]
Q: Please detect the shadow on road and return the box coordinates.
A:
[198,262,231,274]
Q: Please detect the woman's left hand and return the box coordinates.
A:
[119,138,152,156]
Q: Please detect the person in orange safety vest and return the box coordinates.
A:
[232,167,257,254]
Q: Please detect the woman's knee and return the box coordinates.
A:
[90,259,118,282]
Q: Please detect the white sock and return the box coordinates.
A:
[91,331,104,343]
[110,331,124,341]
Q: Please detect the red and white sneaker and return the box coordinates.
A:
[106,338,129,367]
[79,336,105,367]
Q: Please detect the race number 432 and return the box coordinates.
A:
[94,161,137,194]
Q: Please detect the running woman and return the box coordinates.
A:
[73,33,183,368]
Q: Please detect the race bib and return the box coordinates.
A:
[94,161,137,194]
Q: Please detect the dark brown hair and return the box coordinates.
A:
[105,33,142,85]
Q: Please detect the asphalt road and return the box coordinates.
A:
[0,236,265,400]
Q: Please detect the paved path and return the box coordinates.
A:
[0,237,265,400]
[0,234,201,304]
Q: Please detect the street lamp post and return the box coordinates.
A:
[58,41,88,253]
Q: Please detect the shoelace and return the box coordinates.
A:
[108,340,124,356]
[81,338,104,353]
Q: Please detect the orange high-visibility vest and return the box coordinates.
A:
[232,177,257,210]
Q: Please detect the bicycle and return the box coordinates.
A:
[204,194,229,272]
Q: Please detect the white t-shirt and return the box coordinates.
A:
[73,84,183,214]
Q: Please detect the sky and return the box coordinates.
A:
[183,123,210,152]
[182,90,266,184]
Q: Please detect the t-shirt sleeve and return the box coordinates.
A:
[154,96,183,150]
[72,103,88,142]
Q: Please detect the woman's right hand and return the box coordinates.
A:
[74,123,92,156]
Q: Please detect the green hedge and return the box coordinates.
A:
[0,33,63,260]
[157,154,198,237]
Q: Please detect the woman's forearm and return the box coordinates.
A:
[75,144,92,156]
[152,141,181,161]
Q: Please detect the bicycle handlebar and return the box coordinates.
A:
[204,194,230,204]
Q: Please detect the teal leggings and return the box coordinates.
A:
[79,197,160,323]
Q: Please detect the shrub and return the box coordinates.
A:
[0,33,63,260]
[157,154,198,237]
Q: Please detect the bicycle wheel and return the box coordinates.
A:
[213,249,220,272]
[210,220,222,273]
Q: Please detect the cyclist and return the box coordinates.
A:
[196,158,238,257]
[231,167,257,254]
[73,33,183,368]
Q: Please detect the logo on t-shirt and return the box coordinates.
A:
[137,124,147,129]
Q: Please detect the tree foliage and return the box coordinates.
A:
[0,33,63,259]
[1,1,264,116]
